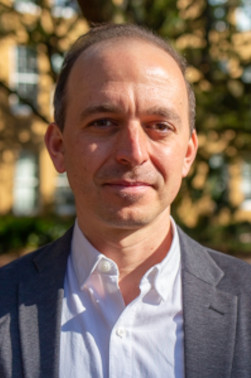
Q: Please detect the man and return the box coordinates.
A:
[1,24,251,378]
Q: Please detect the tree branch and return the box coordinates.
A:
[0,81,50,124]
[76,0,115,23]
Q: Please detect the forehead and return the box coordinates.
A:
[66,38,189,120]
[69,38,186,87]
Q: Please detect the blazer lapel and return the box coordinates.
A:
[18,228,73,378]
[179,229,238,378]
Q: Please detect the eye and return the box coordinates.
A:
[86,118,120,135]
[88,118,117,128]
[152,123,171,131]
[145,121,174,137]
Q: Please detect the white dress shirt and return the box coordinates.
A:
[59,219,184,378]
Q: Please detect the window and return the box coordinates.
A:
[52,0,79,18]
[241,160,251,210]
[13,151,39,215]
[14,0,40,14]
[236,0,251,31]
[54,172,75,216]
[10,46,38,115]
[208,154,229,206]
[242,66,251,84]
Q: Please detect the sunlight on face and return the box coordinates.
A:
[47,39,198,234]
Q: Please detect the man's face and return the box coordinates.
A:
[46,39,197,233]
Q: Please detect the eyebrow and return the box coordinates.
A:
[144,106,182,124]
[80,103,182,125]
[80,104,122,120]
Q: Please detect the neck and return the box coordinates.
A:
[78,212,173,304]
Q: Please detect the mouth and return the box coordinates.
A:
[102,180,154,198]
[104,180,152,187]
[103,180,153,187]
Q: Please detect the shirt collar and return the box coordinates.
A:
[71,220,106,289]
[139,218,181,302]
[71,217,181,301]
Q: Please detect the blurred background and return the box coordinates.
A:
[0,0,250,265]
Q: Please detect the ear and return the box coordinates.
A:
[44,123,66,173]
[182,129,198,178]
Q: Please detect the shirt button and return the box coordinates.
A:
[99,260,112,273]
[116,327,127,338]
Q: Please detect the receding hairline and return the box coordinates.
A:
[71,35,185,70]
[65,31,188,85]
[66,36,189,95]
[67,36,190,115]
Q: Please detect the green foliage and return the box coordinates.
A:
[0,215,74,255]
[0,214,250,258]
[181,217,251,257]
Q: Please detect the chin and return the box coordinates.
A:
[101,208,160,229]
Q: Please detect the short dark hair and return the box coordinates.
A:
[53,23,196,132]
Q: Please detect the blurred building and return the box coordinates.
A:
[0,0,87,216]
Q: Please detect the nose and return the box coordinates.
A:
[115,121,148,166]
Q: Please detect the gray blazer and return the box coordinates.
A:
[1,227,251,378]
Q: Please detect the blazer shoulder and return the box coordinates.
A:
[207,247,251,293]
[0,227,73,288]
[0,227,72,322]
[178,226,251,294]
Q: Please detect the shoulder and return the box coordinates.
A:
[178,226,251,295]
[0,244,49,313]
[0,227,73,289]
[206,246,251,294]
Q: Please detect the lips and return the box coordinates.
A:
[101,180,154,200]
[95,166,159,189]
[104,180,152,187]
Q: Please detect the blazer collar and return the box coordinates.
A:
[18,228,73,378]
[179,228,237,378]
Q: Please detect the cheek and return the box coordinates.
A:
[151,144,187,181]
[64,137,110,182]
